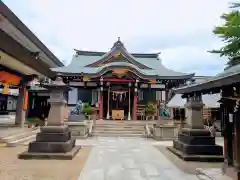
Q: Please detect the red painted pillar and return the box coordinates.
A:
[99,94,103,120]
[132,93,137,120]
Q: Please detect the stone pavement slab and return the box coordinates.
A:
[0,146,91,180]
[197,168,232,180]
[78,137,200,180]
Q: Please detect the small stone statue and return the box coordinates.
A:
[70,100,83,115]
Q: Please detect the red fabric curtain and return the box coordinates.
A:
[0,71,21,85]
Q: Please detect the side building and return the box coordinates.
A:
[167,76,221,123]
[0,1,63,125]
[172,61,240,179]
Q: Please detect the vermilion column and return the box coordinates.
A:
[132,93,137,120]
[99,93,103,120]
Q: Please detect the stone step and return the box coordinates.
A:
[7,134,37,147]
[21,135,37,146]
[95,127,144,130]
[3,128,39,144]
[96,122,145,126]
[94,129,143,132]
[95,125,144,128]
[94,130,143,134]
[92,132,144,137]
[94,121,145,137]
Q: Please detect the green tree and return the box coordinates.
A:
[210,2,240,67]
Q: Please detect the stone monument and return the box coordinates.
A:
[19,77,81,160]
[167,95,223,161]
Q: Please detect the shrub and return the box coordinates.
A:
[145,103,156,116]
[82,103,94,115]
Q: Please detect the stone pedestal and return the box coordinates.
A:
[153,124,178,140]
[167,96,223,162]
[19,77,81,160]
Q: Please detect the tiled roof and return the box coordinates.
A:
[52,53,193,78]
[175,63,240,94]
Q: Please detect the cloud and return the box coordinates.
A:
[3,0,230,75]
[160,45,227,76]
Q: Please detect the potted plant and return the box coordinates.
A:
[82,103,94,119]
[145,103,157,120]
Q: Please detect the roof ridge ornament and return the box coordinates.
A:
[112,37,125,49]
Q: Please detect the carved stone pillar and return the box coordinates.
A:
[185,95,204,129]
[19,77,81,160]
[167,94,223,162]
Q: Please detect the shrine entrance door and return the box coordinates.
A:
[103,84,133,120]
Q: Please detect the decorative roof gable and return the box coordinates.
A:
[85,38,152,69]
[51,38,195,79]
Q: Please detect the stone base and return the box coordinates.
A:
[153,125,178,141]
[19,125,79,160]
[36,129,71,142]
[167,146,224,162]
[68,114,86,121]
[167,128,224,162]
[28,139,76,153]
[18,146,81,160]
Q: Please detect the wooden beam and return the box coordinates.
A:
[0,30,55,77]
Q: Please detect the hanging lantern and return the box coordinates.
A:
[2,83,9,95]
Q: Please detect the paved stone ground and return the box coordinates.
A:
[155,144,230,180]
[78,137,200,180]
[0,146,91,180]
[197,168,232,180]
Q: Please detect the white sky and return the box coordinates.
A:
[3,0,230,75]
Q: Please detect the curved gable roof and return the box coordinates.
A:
[83,39,152,69]
[175,63,240,94]
[52,39,194,79]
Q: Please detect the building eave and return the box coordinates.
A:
[175,72,240,95]
[157,73,195,80]
[74,49,160,58]
[0,1,64,67]
[0,30,56,77]
[54,66,195,80]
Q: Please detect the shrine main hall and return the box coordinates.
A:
[52,38,194,120]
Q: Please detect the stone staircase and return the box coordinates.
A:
[1,128,39,146]
[92,121,145,137]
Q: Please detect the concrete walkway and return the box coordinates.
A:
[78,137,200,180]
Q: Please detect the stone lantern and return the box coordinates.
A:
[19,77,81,160]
